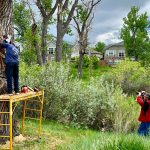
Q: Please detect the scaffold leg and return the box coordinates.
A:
[9,100,12,150]
[39,92,44,136]
[22,100,26,134]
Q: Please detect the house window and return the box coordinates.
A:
[49,48,54,54]
[118,52,124,57]
[109,52,114,56]
[106,50,115,56]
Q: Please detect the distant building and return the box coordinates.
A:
[104,41,125,65]
[71,44,102,59]
[47,39,56,60]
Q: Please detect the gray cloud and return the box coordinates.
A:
[89,0,150,44]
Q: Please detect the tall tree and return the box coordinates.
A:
[13,0,31,40]
[56,0,78,62]
[94,41,105,59]
[73,0,101,78]
[0,0,18,144]
[121,6,149,61]
[35,0,58,64]
[94,41,105,53]
[26,0,43,65]
[0,0,13,36]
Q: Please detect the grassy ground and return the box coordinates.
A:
[70,65,111,81]
[12,120,150,150]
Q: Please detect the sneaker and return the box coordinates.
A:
[9,93,13,96]
[15,93,20,95]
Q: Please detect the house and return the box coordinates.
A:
[104,41,125,65]
[47,39,56,60]
[71,44,102,59]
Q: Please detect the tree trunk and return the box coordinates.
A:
[56,23,63,62]
[78,50,84,79]
[0,0,13,35]
[0,0,19,144]
[32,23,43,65]
[41,18,48,64]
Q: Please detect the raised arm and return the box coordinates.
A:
[137,95,144,107]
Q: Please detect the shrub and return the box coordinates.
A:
[74,55,99,69]
[19,61,139,133]
[102,60,150,95]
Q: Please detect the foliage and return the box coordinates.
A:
[91,55,99,68]
[19,62,138,132]
[75,55,99,68]
[94,41,105,53]
[19,28,40,65]
[40,0,52,12]
[121,6,150,63]
[102,60,150,95]
[13,0,31,41]
[14,120,150,150]
[62,42,72,61]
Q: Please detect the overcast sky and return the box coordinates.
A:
[47,0,150,46]
[88,0,150,45]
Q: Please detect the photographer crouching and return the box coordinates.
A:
[137,91,150,136]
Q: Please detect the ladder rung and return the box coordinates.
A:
[0,148,10,150]
[0,124,10,126]
[0,100,9,101]
[25,108,41,112]
[0,112,10,114]
[0,136,10,138]
[25,117,40,120]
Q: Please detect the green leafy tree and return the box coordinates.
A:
[13,0,31,41]
[56,0,79,62]
[62,42,72,62]
[121,6,150,62]
[94,41,105,59]
[73,0,101,78]
[94,41,105,53]
[35,0,58,64]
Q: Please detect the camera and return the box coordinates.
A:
[137,91,150,100]
[136,91,146,96]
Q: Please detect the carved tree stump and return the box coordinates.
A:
[0,78,19,144]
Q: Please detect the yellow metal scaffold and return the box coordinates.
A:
[0,90,44,150]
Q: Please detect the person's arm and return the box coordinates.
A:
[137,95,144,107]
[0,36,9,48]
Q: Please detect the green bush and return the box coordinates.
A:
[102,60,150,95]
[91,55,99,69]
[75,55,99,69]
[19,61,138,133]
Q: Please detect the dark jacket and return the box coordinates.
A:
[1,43,19,64]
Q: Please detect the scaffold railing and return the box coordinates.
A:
[0,90,44,150]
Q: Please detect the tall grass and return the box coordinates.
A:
[13,120,150,150]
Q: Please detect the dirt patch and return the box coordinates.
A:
[49,137,65,150]
[14,134,26,143]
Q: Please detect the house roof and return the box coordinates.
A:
[86,49,102,54]
[104,41,124,50]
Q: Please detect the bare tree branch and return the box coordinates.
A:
[47,0,59,18]
[81,0,101,32]
[62,0,69,11]
[63,0,79,31]
[36,0,46,17]
[73,17,81,34]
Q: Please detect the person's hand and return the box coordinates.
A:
[138,92,141,96]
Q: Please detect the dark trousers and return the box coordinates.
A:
[5,63,19,94]
[138,122,150,136]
